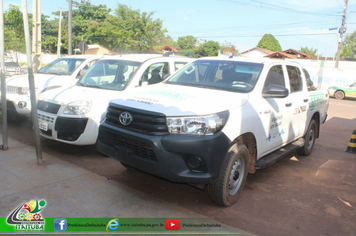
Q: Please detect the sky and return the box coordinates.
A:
[3,0,356,57]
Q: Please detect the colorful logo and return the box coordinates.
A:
[165,219,180,230]
[54,219,67,231]
[106,218,120,231]
[7,199,46,231]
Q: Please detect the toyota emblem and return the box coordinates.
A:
[119,112,133,126]
[43,103,49,110]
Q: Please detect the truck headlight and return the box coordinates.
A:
[63,101,91,115]
[167,111,229,135]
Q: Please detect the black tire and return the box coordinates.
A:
[297,119,317,156]
[208,142,249,207]
[335,90,345,100]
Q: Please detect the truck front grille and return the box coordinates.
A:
[99,129,157,161]
[105,104,168,135]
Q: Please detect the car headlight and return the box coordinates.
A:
[63,101,91,115]
[167,111,229,135]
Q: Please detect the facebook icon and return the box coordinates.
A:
[54,219,67,231]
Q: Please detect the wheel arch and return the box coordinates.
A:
[310,112,320,138]
[233,132,257,174]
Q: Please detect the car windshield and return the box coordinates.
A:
[4,62,19,67]
[38,58,86,75]
[165,60,263,93]
[77,59,141,91]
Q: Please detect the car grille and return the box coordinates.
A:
[6,86,19,94]
[38,113,55,123]
[99,129,157,161]
[37,100,61,114]
[105,104,168,134]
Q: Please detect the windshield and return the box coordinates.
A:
[38,58,85,75]
[166,60,263,93]
[4,62,19,67]
[77,59,141,91]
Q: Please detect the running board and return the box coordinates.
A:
[256,138,305,169]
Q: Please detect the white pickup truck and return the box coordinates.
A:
[36,53,195,145]
[97,57,329,206]
[1,55,102,117]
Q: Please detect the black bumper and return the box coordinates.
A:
[98,123,231,184]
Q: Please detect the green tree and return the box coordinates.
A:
[41,14,58,53]
[177,35,198,53]
[340,31,356,59]
[300,46,317,56]
[109,3,167,52]
[4,4,26,62]
[58,0,113,54]
[197,40,220,56]
[257,34,282,52]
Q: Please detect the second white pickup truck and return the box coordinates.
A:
[97,57,329,206]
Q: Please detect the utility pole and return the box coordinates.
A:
[335,0,349,68]
[0,0,8,151]
[22,0,43,165]
[32,0,41,72]
[68,0,72,55]
[57,6,63,58]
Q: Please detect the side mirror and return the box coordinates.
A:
[141,81,148,87]
[263,84,289,98]
[163,74,171,80]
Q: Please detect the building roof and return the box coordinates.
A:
[161,45,178,52]
[240,47,274,55]
[264,51,299,59]
[283,48,317,59]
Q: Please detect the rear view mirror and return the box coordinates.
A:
[263,84,289,98]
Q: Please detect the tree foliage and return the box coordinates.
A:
[257,34,282,52]
[340,31,356,59]
[300,46,317,56]
[4,4,27,61]
[109,4,167,52]
[177,35,198,53]
[197,40,220,56]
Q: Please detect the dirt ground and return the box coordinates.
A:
[2,98,356,236]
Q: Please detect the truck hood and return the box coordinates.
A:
[38,85,125,106]
[110,84,249,116]
[6,73,72,90]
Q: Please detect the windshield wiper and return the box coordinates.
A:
[39,71,61,75]
[85,84,100,88]
[77,82,86,87]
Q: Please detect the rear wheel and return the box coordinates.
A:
[208,142,249,207]
[335,90,345,100]
[297,119,317,156]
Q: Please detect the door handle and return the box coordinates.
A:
[285,102,292,107]
[303,98,309,102]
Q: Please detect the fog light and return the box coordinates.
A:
[18,101,27,108]
[183,155,206,173]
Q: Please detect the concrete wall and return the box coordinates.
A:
[287,59,356,89]
[6,52,58,66]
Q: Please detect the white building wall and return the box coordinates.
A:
[286,59,356,89]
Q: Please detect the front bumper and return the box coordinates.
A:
[38,111,99,145]
[97,122,231,184]
[0,95,31,116]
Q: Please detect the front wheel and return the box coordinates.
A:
[335,90,345,100]
[208,142,249,207]
[297,119,317,156]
